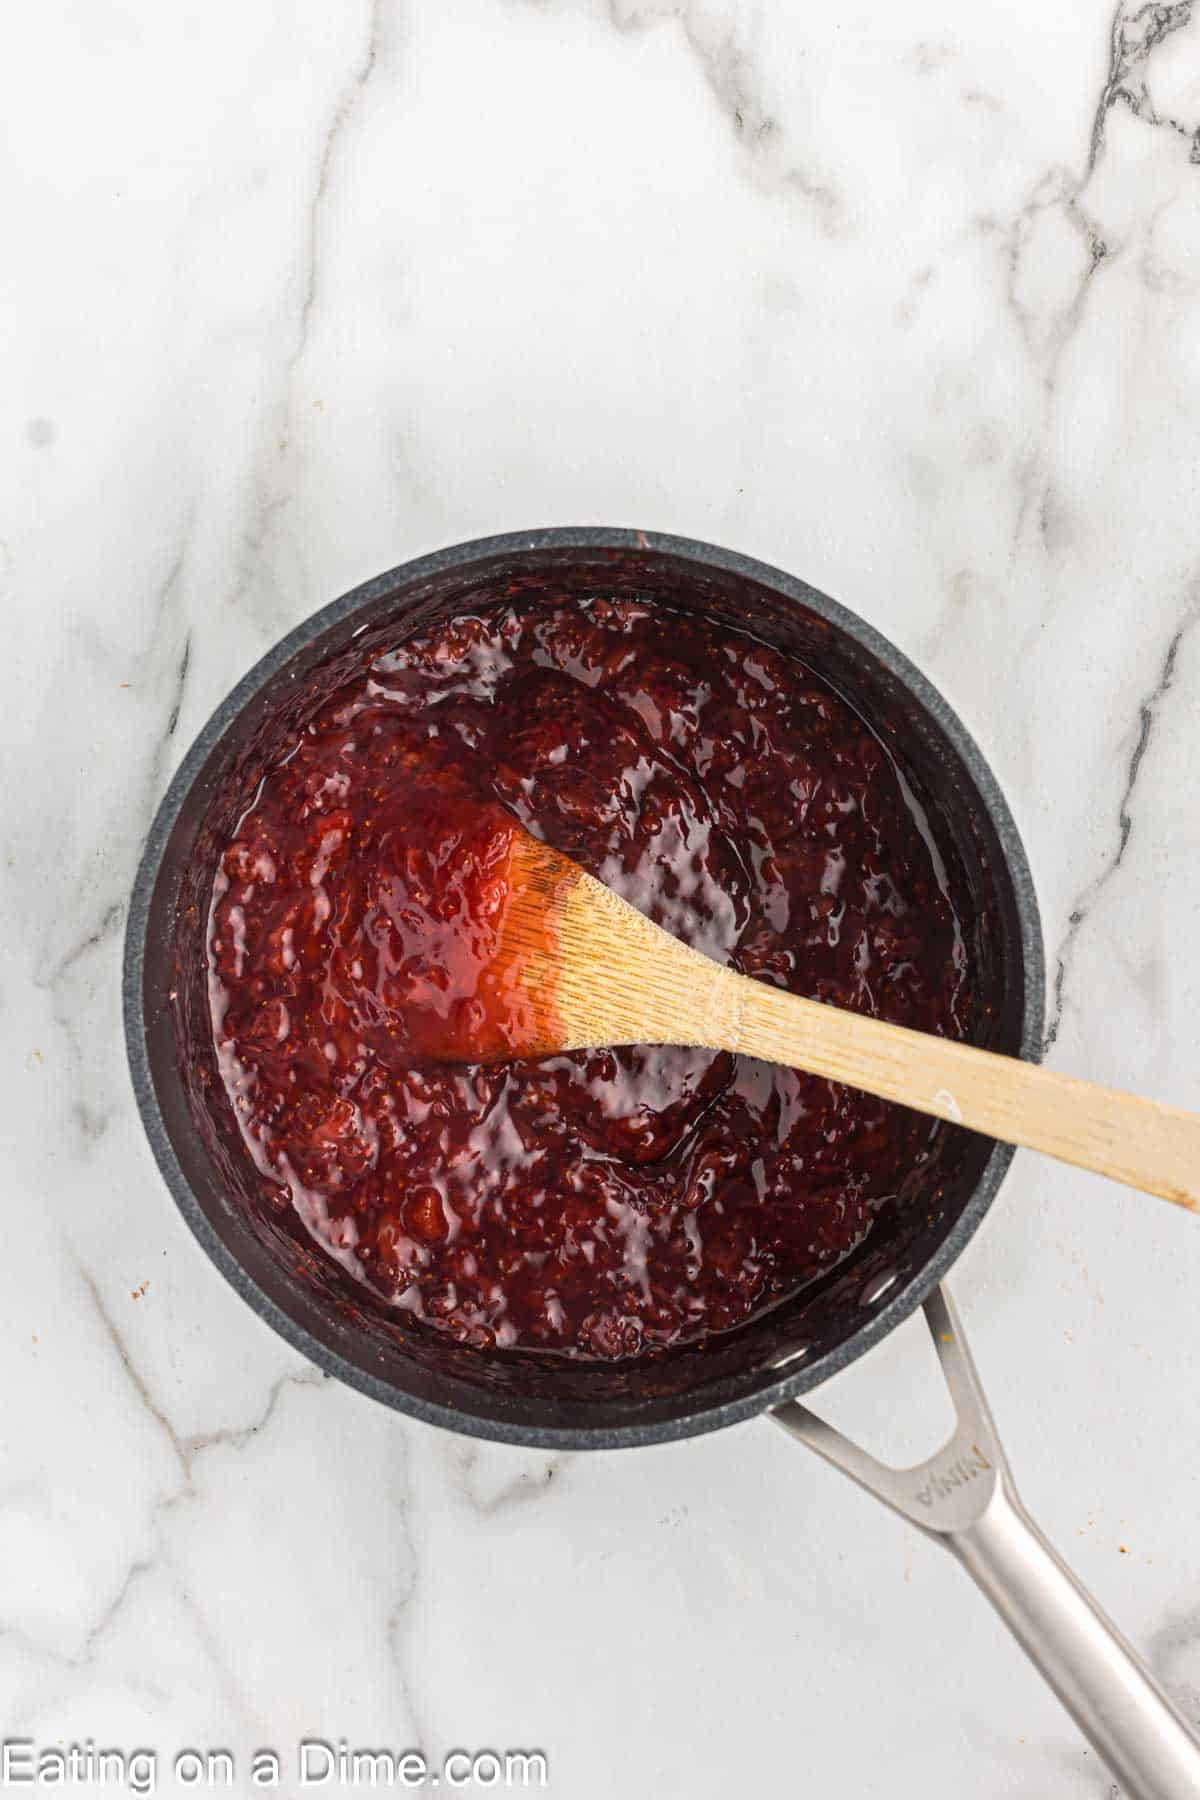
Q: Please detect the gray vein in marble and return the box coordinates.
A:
[31,525,194,1151]
[79,1262,325,1487]
[131,532,196,819]
[232,0,383,625]
[1147,1600,1200,1724]
[1044,598,1200,1050]
[78,1559,157,1673]
[385,1433,433,1756]
[166,1571,263,1741]
[997,178,1113,557]
[1000,1,1198,557]
[179,1363,328,1473]
[8,1270,335,1732]
[46,899,124,985]
[380,1443,567,1756]
[1005,181,1109,362]
[600,0,842,231]
[0,1619,80,1677]
[1141,198,1200,292]
[1088,0,1198,173]
[80,1265,191,1480]
[163,629,192,746]
[293,0,383,377]
[451,1446,566,1514]
[0,1558,165,1733]
[167,1376,328,1741]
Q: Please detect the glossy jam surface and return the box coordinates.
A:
[209,597,972,1359]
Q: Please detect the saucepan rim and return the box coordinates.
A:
[123,527,1045,1448]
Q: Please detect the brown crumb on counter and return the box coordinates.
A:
[131,1281,149,1301]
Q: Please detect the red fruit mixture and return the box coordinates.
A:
[208,596,971,1359]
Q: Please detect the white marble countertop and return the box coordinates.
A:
[6,1,1200,1794]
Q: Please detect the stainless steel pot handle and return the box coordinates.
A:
[773,1287,1200,1799]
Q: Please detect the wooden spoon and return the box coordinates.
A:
[479,826,1200,1214]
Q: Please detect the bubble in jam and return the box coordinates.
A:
[208,595,973,1359]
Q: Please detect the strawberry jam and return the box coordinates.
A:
[209,596,972,1359]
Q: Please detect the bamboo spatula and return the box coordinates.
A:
[476,827,1200,1214]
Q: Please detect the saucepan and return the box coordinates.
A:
[124,529,1200,1796]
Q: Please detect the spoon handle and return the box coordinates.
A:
[775,1288,1200,1797]
[728,978,1200,1212]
